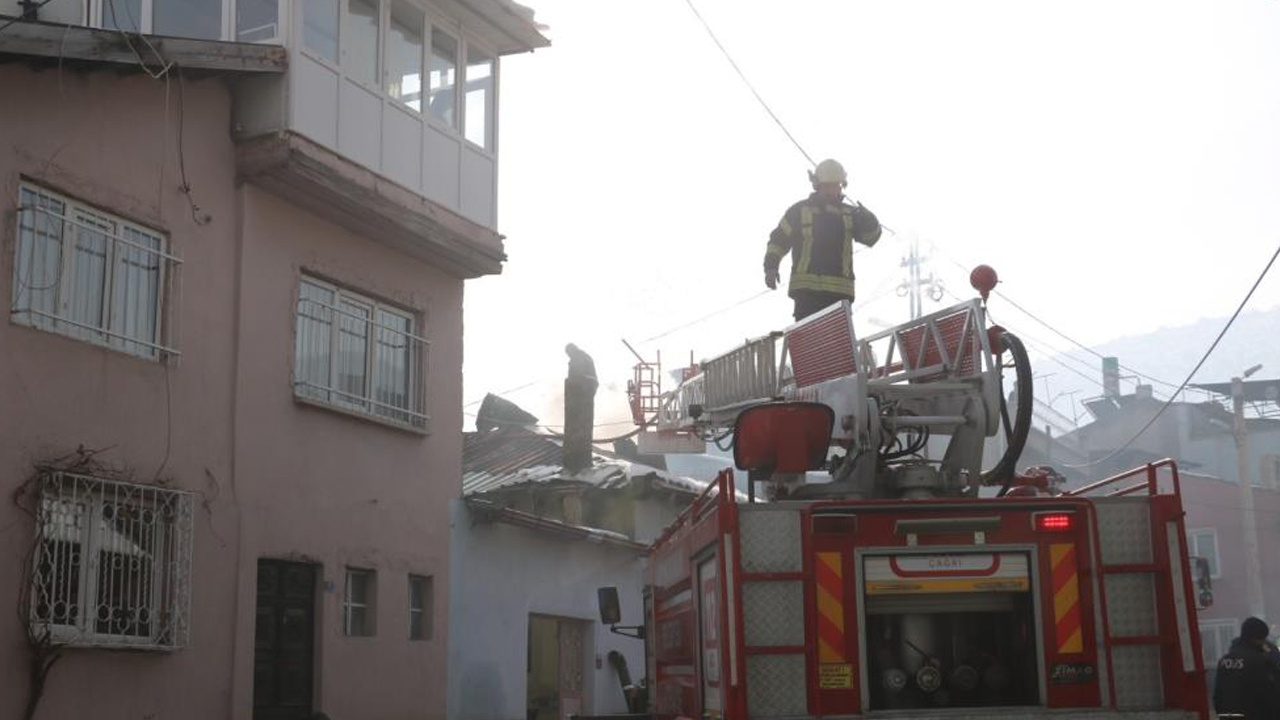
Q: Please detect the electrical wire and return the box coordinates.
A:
[639,289,772,344]
[680,0,815,167]
[1061,241,1280,470]
[931,244,1184,394]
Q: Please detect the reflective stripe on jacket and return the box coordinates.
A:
[765,193,881,298]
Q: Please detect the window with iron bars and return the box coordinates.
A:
[294,275,429,430]
[29,471,194,650]
[11,184,180,360]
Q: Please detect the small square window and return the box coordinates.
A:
[343,568,375,636]
[409,574,431,641]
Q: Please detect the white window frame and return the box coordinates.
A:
[385,0,426,114]
[408,573,430,641]
[424,21,461,131]
[29,471,194,650]
[342,0,382,92]
[462,42,496,153]
[1200,618,1237,666]
[1187,528,1222,580]
[12,183,179,360]
[88,0,285,43]
[343,568,375,636]
[293,274,429,430]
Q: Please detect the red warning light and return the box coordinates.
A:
[1035,513,1074,532]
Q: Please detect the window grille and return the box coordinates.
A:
[30,471,194,650]
[294,276,428,429]
[12,184,180,360]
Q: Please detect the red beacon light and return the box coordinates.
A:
[969,264,999,302]
[1034,512,1075,532]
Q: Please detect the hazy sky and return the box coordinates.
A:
[463,0,1280,433]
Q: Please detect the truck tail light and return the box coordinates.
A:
[1034,512,1075,532]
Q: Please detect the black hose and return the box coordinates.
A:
[983,332,1032,495]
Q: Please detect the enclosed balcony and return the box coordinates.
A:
[0,0,547,232]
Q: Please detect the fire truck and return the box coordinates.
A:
[610,268,1209,720]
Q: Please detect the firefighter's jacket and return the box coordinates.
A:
[1213,637,1280,720]
[765,194,882,299]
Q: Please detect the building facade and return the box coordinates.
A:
[0,2,545,718]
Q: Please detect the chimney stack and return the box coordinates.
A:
[563,343,598,475]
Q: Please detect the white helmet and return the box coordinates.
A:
[809,158,847,187]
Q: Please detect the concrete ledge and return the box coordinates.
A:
[236,132,506,279]
[0,17,286,74]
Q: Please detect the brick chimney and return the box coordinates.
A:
[563,343,598,475]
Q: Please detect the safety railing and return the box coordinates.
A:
[1066,459,1183,498]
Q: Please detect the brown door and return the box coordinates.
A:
[254,560,317,720]
[527,615,587,720]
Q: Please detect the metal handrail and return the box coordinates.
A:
[1065,458,1182,498]
[22,204,182,264]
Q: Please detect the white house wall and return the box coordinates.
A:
[447,500,647,720]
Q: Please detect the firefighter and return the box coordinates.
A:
[1213,616,1280,720]
[764,159,883,321]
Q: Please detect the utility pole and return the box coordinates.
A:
[1233,365,1266,619]
[897,235,945,320]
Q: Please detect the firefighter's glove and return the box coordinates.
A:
[765,269,780,290]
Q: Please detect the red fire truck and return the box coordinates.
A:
[615,269,1209,720]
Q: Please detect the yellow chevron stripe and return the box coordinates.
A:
[1054,577,1080,623]
[1051,543,1072,569]
[819,552,841,576]
[819,637,840,663]
[817,584,843,630]
[1061,626,1084,654]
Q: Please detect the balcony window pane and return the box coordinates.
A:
[387,2,424,111]
[102,0,142,32]
[303,0,339,62]
[237,0,279,42]
[153,0,222,40]
[347,0,380,87]
[428,29,457,128]
[465,50,494,149]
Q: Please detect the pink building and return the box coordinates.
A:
[1178,472,1280,666]
[0,2,545,719]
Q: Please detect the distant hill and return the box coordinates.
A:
[1027,303,1280,424]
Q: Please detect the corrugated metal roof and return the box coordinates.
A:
[462,427,708,497]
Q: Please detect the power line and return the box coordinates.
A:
[463,380,544,408]
[930,243,1185,393]
[680,0,815,166]
[640,289,772,344]
[1062,241,1280,470]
